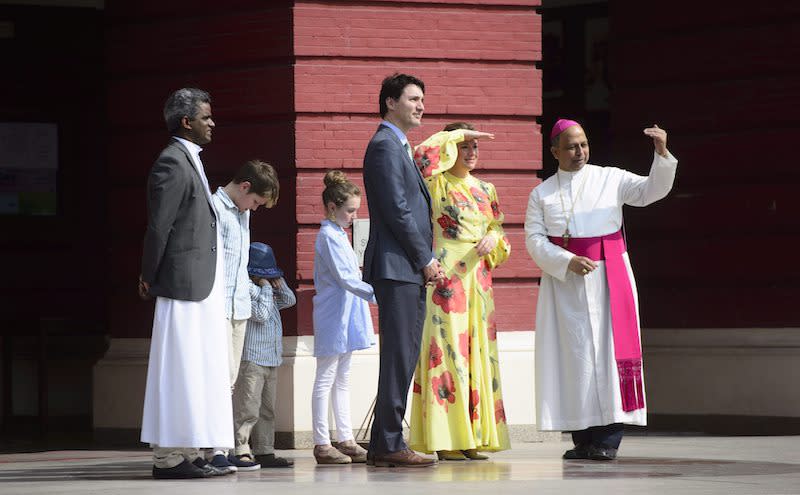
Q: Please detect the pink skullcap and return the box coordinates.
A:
[550,119,580,140]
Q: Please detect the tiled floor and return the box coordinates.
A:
[1,436,799,494]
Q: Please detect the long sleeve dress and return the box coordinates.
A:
[408,130,512,453]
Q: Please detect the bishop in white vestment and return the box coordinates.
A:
[524,119,677,460]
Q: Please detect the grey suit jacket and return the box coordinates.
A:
[141,139,218,301]
[362,124,433,286]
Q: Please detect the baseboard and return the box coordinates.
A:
[643,414,800,436]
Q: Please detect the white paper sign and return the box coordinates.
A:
[352,218,370,267]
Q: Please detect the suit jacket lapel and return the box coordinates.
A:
[378,125,432,210]
[170,140,215,210]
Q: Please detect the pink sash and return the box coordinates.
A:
[548,230,645,412]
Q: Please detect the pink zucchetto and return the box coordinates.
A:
[550,119,581,140]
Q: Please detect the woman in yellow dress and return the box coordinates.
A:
[409,122,511,461]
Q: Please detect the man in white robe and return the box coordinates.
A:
[138,88,234,479]
[524,119,677,460]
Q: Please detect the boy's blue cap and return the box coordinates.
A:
[248,242,283,278]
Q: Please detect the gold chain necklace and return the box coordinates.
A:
[555,169,587,247]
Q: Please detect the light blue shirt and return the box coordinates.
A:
[313,220,376,357]
[380,120,409,148]
[212,187,251,320]
[242,278,296,367]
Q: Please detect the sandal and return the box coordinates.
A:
[254,453,294,468]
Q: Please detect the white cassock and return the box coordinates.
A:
[524,151,677,431]
[140,154,234,449]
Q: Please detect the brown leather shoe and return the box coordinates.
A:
[336,440,368,463]
[373,449,436,468]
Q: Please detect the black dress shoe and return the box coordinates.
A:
[152,459,210,479]
[562,444,591,460]
[193,457,231,476]
[588,445,618,461]
[255,453,294,468]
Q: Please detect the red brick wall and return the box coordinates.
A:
[610,0,800,327]
[293,0,543,335]
[104,0,542,338]
[105,1,296,337]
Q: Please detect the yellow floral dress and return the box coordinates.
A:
[409,130,511,454]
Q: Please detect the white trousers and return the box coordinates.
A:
[312,353,354,446]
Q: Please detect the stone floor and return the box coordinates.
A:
[1,435,799,494]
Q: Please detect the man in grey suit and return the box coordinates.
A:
[139,88,233,479]
[362,73,443,467]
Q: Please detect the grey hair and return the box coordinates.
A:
[163,88,211,134]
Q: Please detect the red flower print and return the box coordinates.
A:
[436,214,459,240]
[470,186,492,216]
[487,311,497,341]
[495,399,506,423]
[470,389,480,420]
[429,337,443,369]
[476,259,492,292]
[450,190,471,209]
[413,381,421,394]
[458,331,469,360]
[415,145,441,178]
[431,371,457,410]
[491,200,501,219]
[431,275,467,314]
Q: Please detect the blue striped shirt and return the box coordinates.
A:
[242,278,296,367]
[212,187,251,320]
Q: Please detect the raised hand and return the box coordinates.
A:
[643,124,668,157]
[463,130,495,141]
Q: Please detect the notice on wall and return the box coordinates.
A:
[352,218,370,267]
[0,122,58,215]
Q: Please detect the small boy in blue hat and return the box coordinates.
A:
[231,242,297,468]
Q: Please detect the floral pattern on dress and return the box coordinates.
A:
[432,371,457,411]
[415,145,441,178]
[491,200,501,219]
[429,336,443,369]
[431,275,467,314]
[409,129,512,455]
[487,311,497,341]
[494,399,506,424]
[458,331,469,360]
[470,186,492,216]
[437,214,459,240]
[476,259,492,292]
[470,389,480,421]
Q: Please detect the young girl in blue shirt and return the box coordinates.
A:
[312,170,376,464]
